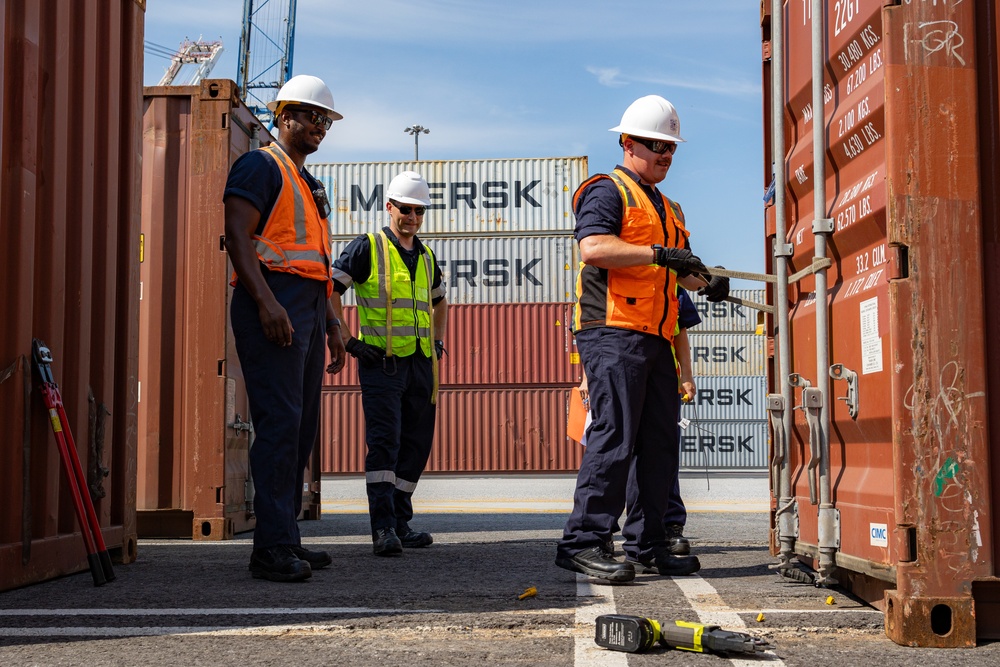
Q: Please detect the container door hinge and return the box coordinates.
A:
[888,243,909,280]
[230,413,254,434]
[830,363,859,419]
[767,394,786,500]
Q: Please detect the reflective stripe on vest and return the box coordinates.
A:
[354,231,434,358]
[247,144,332,295]
[572,168,689,341]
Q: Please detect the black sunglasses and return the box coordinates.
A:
[391,201,426,216]
[627,135,678,155]
[283,105,334,131]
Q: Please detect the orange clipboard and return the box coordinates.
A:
[568,387,589,444]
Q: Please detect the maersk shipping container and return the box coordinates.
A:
[335,234,577,305]
[137,82,323,540]
[687,289,766,333]
[762,0,999,646]
[321,387,581,474]
[325,303,579,388]
[680,376,767,422]
[678,420,768,470]
[0,0,143,592]
[309,157,587,237]
[688,332,767,377]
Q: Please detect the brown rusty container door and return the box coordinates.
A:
[0,0,143,592]
[765,0,997,647]
[138,81,309,540]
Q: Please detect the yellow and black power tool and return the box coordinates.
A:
[594,614,774,655]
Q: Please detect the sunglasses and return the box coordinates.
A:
[392,202,426,216]
[284,105,334,131]
[628,135,678,155]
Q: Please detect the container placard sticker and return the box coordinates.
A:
[870,523,889,547]
[860,297,883,374]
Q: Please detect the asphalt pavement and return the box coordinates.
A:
[1,473,997,666]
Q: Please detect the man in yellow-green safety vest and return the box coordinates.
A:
[331,171,448,556]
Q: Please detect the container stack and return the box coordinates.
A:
[310,158,588,473]
[679,289,769,470]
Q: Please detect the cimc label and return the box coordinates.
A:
[869,523,888,547]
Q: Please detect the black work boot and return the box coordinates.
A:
[249,546,312,582]
[555,546,636,583]
[373,527,403,556]
[627,549,700,576]
[399,529,433,548]
[289,545,332,569]
[664,523,691,555]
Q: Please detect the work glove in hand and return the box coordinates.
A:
[652,246,708,277]
[434,340,447,361]
[346,338,384,366]
[697,266,731,302]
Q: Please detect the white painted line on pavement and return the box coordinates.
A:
[574,574,627,667]
[672,574,786,666]
[0,607,443,618]
[0,625,361,638]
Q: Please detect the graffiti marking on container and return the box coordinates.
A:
[905,21,966,66]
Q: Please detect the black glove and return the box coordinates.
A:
[698,266,731,302]
[345,338,384,366]
[434,340,447,361]
[651,245,708,277]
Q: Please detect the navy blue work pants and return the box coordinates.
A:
[358,353,436,535]
[231,270,327,550]
[557,327,680,563]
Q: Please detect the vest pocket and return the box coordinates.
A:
[607,276,656,324]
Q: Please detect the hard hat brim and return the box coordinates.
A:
[609,126,685,142]
[267,99,344,121]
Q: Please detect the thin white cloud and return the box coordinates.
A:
[584,67,760,98]
[586,67,628,88]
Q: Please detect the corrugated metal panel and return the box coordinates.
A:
[678,420,768,470]
[764,0,997,646]
[688,333,767,377]
[138,81,294,540]
[680,376,767,422]
[321,387,582,473]
[309,157,588,236]
[335,235,577,305]
[687,289,766,332]
[0,0,144,592]
[326,303,579,388]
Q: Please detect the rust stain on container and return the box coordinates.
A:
[0,1,144,591]
[321,387,580,474]
[325,303,580,388]
[764,0,998,647]
[137,82,322,538]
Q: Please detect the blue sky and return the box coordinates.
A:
[143,0,766,279]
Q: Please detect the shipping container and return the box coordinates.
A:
[687,289,766,333]
[137,81,321,540]
[321,387,581,474]
[762,0,999,646]
[309,157,587,236]
[325,303,579,388]
[334,235,577,305]
[0,0,144,592]
[688,333,767,377]
[680,376,767,422]
[678,420,768,470]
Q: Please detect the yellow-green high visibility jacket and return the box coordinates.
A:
[355,230,436,358]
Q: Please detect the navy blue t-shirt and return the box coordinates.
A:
[223,147,324,235]
[677,289,701,330]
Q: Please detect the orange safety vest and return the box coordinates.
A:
[231,143,333,296]
[573,168,690,341]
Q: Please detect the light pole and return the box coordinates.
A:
[404,125,429,160]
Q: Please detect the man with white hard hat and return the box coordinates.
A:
[330,171,448,556]
[223,74,346,582]
[555,95,730,582]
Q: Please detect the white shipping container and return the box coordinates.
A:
[680,376,767,422]
[687,332,767,377]
[309,157,588,237]
[678,419,768,470]
[333,234,578,305]
[687,289,767,333]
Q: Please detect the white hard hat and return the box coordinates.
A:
[386,171,431,206]
[609,95,685,143]
[267,74,343,120]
